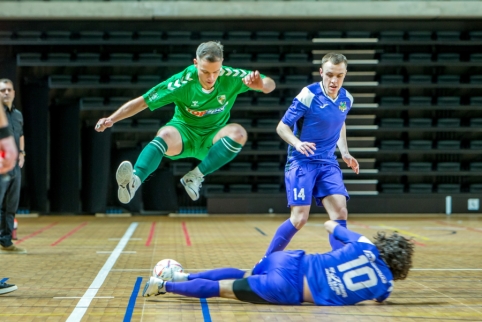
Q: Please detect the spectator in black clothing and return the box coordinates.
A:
[0,79,26,254]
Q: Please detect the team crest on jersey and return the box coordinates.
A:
[339,101,347,112]
[217,95,226,105]
[191,101,199,107]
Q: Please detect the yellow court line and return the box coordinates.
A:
[380,225,430,240]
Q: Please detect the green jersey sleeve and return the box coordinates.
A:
[220,66,267,94]
[143,66,196,111]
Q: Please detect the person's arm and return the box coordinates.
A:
[277,121,316,157]
[95,96,148,132]
[337,122,359,174]
[324,220,363,244]
[0,108,18,173]
[18,135,25,168]
[242,71,276,93]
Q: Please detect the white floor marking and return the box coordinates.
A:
[96,251,137,254]
[109,238,142,241]
[66,222,138,322]
[54,297,114,299]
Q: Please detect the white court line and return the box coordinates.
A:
[66,222,138,322]
[96,251,137,254]
[54,297,114,299]
[109,238,142,241]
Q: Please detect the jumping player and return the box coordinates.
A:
[95,42,276,203]
[261,53,359,258]
[142,220,414,305]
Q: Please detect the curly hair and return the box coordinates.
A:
[373,232,415,280]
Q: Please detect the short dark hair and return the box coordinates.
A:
[196,41,223,62]
[0,79,14,88]
[321,52,347,69]
[374,232,414,280]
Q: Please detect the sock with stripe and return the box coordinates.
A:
[133,137,167,182]
[188,268,245,281]
[329,220,347,251]
[165,280,220,298]
[264,219,299,257]
[198,136,243,176]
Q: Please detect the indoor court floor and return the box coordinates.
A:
[1,214,482,322]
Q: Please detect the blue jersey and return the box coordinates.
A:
[302,225,393,306]
[281,83,353,170]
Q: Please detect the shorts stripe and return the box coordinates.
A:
[221,138,241,153]
[150,141,166,154]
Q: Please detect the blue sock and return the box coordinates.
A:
[188,268,245,281]
[264,219,298,257]
[166,279,220,298]
[329,220,347,251]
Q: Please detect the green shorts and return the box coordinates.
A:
[163,120,221,160]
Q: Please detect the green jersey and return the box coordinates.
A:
[143,64,263,128]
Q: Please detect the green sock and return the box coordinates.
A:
[198,137,243,176]
[134,137,167,182]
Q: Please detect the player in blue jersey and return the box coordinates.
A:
[142,220,414,306]
[260,53,359,260]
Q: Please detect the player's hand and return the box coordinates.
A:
[295,141,316,157]
[342,153,359,174]
[242,71,264,91]
[95,118,114,132]
[18,153,25,168]
[0,136,18,174]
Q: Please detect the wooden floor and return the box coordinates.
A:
[1,214,482,322]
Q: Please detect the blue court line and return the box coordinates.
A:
[0,278,8,283]
[123,276,143,322]
[255,227,267,236]
[200,298,212,322]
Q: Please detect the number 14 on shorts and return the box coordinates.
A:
[293,188,305,201]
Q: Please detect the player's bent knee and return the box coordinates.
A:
[232,278,269,304]
[227,125,248,144]
[290,214,308,229]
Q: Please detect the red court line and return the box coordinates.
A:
[145,222,156,246]
[436,220,482,234]
[50,222,88,246]
[412,240,426,247]
[182,222,191,246]
[15,222,58,245]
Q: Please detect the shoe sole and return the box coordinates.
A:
[0,285,18,294]
[0,250,27,254]
[180,178,199,201]
[116,161,133,204]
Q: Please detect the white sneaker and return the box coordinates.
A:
[180,171,204,201]
[143,276,166,297]
[116,161,141,204]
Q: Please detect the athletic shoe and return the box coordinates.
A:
[0,245,27,254]
[143,276,166,297]
[116,161,141,204]
[0,280,17,295]
[180,171,204,201]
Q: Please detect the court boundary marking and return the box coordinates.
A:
[65,222,138,322]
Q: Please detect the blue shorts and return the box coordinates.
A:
[285,163,349,207]
[247,250,305,305]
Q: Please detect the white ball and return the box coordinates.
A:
[152,259,184,281]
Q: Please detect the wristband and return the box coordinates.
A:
[0,126,12,139]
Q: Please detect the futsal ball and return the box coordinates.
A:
[152,259,184,281]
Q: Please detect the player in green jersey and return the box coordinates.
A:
[95,42,276,204]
